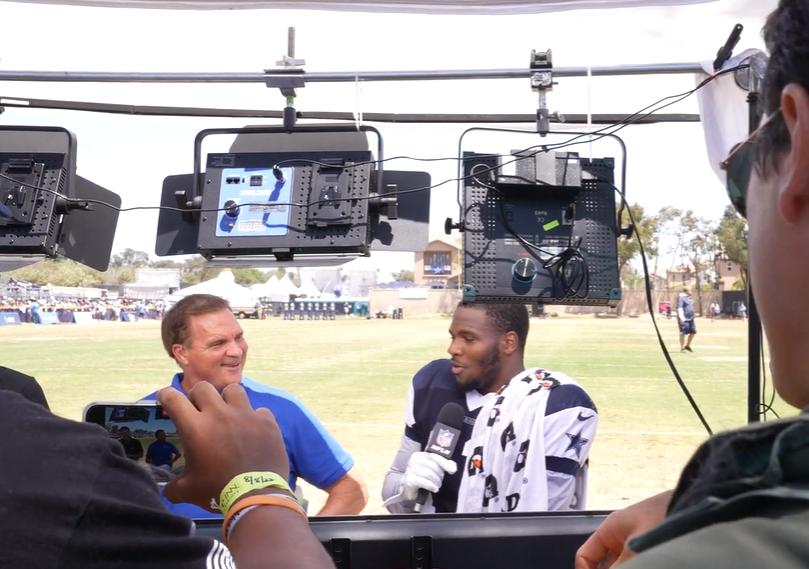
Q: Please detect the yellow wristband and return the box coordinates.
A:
[219,472,298,516]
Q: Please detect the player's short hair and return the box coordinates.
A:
[457,302,530,353]
[161,294,231,359]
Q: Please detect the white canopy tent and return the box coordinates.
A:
[296,278,323,299]
[164,269,261,307]
[250,275,291,302]
[276,274,301,296]
[6,0,718,15]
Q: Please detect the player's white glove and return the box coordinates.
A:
[401,452,457,502]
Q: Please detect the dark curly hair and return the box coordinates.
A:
[754,0,809,176]
[457,301,530,354]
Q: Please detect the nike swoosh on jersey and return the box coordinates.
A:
[577,411,594,421]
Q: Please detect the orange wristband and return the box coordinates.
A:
[222,494,308,544]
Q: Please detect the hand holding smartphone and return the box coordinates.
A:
[85,382,292,514]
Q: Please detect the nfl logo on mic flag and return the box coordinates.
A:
[437,429,454,448]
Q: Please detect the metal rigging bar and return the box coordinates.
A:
[0,62,704,84]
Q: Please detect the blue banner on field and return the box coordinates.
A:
[0,312,21,326]
[36,312,60,325]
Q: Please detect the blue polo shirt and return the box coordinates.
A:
[141,374,354,519]
[146,440,179,467]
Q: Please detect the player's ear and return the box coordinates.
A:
[172,344,188,366]
[502,331,519,356]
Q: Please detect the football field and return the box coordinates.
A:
[0,313,786,515]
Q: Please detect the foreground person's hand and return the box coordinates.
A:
[158,382,289,511]
[158,382,335,569]
[575,490,674,569]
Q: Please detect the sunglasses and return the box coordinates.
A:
[719,109,782,218]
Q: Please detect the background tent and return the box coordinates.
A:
[296,278,322,299]
[164,270,261,307]
[5,1,720,15]
[276,275,301,297]
[251,275,291,303]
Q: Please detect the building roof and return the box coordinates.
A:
[425,237,461,250]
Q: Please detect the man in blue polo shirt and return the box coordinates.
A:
[145,430,180,468]
[141,293,368,519]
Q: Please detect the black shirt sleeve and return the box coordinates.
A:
[19,376,49,410]
[0,366,50,410]
[0,391,229,569]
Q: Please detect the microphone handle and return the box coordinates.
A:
[414,488,429,513]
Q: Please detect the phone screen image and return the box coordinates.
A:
[86,404,185,485]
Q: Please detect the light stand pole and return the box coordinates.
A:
[744,67,763,424]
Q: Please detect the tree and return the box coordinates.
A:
[392,270,415,282]
[268,267,287,280]
[617,203,663,284]
[679,211,718,316]
[653,206,684,283]
[150,259,183,269]
[180,257,219,284]
[110,248,151,269]
[4,259,105,287]
[715,205,748,288]
[232,268,265,286]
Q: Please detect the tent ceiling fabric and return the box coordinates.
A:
[5,0,718,15]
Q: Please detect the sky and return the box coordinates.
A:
[0,0,778,281]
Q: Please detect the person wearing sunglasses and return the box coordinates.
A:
[575,1,809,568]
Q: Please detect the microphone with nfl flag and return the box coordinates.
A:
[414,402,465,513]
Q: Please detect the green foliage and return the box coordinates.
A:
[178,257,219,285]
[232,268,266,286]
[392,270,415,282]
[715,205,748,286]
[618,204,687,279]
[5,259,105,287]
[668,210,718,315]
[110,248,150,269]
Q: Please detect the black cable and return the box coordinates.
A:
[758,337,779,420]
[604,179,713,436]
[476,63,744,211]
[496,64,743,165]
[470,164,589,302]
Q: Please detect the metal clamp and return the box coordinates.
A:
[263,27,306,129]
[530,49,555,137]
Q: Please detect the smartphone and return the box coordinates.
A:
[84,401,185,485]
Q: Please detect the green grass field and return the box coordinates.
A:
[0,314,788,515]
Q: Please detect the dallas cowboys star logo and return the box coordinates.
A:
[565,432,589,458]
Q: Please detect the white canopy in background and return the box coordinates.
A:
[251,275,288,302]
[5,0,717,15]
[275,275,301,296]
[296,279,322,298]
[164,270,260,307]
[250,274,301,299]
